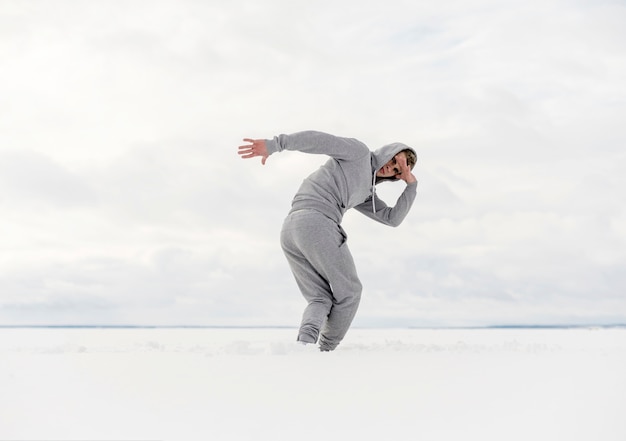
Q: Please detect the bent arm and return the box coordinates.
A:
[354,181,418,227]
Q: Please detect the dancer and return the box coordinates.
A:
[238,131,417,351]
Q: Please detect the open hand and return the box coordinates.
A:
[395,153,417,184]
[238,138,269,165]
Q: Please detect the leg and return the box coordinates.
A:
[281,212,333,343]
[314,241,362,351]
[282,241,333,343]
[281,210,362,350]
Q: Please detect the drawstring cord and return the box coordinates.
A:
[371,173,377,212]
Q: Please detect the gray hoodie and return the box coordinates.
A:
[265,131,418,227]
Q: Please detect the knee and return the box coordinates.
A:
[352,289,362,305]
[337,284,361,306]
[351,280,363,301]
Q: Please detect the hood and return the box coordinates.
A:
[371,142,417,184]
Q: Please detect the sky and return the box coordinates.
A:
[1,0,625,327]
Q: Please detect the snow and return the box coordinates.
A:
[1,327,625,441]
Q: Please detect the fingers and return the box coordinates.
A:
[238,138,268,164]
[393,154,415,182]
[238,144,254,151]
[238,139,255,150]
[242,138,263,147]
[396,153,409,170]
[238,138,259,157]
[237,145,255,157]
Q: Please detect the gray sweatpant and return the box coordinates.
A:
[280,209,362,351]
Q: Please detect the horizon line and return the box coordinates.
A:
[0,324,625,330]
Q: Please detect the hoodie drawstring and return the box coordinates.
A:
[371,173,377,213]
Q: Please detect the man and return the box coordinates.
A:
[238,131,417,351]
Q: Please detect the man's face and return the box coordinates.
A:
[376,151,408,179]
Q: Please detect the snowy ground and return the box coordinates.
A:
[1,327,625,441]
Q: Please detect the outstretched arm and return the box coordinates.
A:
[238,131,369,165]
[266,131,369,162]
[238,138,269,165]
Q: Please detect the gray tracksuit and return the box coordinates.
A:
[266,131,418,351]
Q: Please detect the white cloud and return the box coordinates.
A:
[0,150,97,208]
[1,0,625,326]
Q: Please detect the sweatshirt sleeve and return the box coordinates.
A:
[265,131,369,162]
[353,181,418,227]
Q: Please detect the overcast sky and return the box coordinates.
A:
[1,0,625,327]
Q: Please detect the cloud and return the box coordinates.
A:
[0,150,97,208]
[1,0,625,326]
